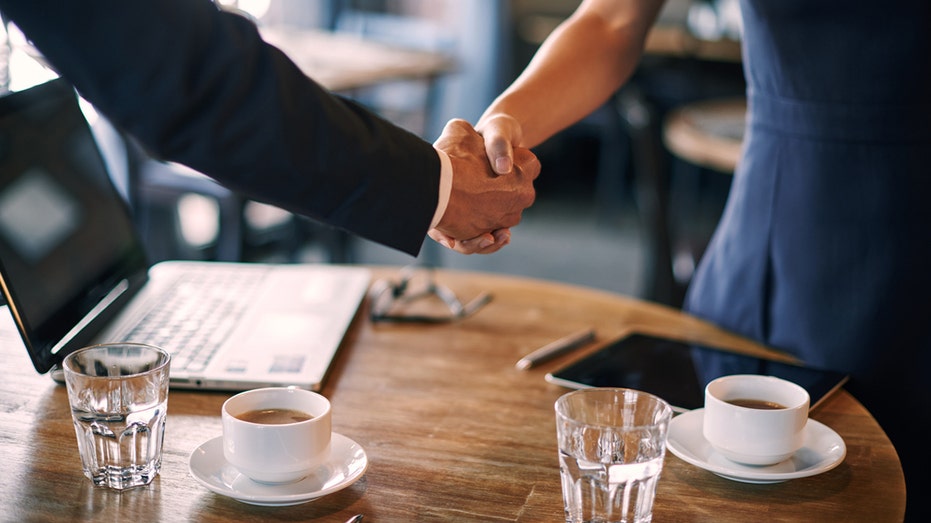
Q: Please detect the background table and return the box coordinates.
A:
[663,97,746,174]
[259,27,454,93]
[0,267,905,522]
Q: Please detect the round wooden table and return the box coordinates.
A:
[663,97,746,173]
[0,267,905,522]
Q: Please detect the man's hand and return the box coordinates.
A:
[430,119,538,254]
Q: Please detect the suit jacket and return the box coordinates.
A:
[0,0,439,255]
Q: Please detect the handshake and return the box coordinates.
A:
[429,117,538,255]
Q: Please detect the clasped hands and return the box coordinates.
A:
[429,116,532,255]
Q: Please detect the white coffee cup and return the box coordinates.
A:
[702,374,809,465]
[222,387,332,484]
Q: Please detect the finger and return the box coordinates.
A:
[429,229,497,254]
[492,229,511,244]
[481,119,517,175]
[486,137,513,175]
[512,147,542,181]
[427,228,456,249]
[465,230,509,255]
[467,229,512,255]
[434,118,477,148]
[446,229,511,255]
[457,232,496,251]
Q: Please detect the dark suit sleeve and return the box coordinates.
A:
[0,0,440,255]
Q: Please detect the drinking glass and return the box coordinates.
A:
[63,342,171,490]
[555,388,673,523]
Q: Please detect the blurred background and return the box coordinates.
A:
[0,0,747,307]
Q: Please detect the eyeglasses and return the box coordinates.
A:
[368,266,492,323]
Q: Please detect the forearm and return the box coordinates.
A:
[478,0,665,148]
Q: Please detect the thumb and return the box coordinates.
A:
[480,114,522,175]
[485,132,514,175]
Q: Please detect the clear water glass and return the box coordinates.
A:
[63,343,171,490]
[555,388,673,523]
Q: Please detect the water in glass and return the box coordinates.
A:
[64,343,170,490]
[71,398,168,489]
[555,388,672,523]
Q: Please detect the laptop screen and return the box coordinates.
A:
[0,79,148,373]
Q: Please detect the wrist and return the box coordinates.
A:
[430,148,453,229]
[476,112,518,134]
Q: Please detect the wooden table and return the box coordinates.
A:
[259,26,455,93]
[663,97,746,174]
[0,268,905,522]
[645,25,741,63]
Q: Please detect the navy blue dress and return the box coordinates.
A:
[684,1,930,517]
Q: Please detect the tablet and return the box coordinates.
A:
[545,333,849,412]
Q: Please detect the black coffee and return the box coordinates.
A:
[725,398,786,410]
[236,408,314,424]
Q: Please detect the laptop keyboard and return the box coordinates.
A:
[123,266,269,373]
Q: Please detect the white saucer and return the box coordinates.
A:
[189,432,368,506]
[667,409,846,484]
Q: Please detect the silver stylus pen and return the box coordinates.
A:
[515,328,596,370]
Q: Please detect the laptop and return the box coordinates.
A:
[0,78,371,391]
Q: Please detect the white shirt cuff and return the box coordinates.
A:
[430,148,453,229]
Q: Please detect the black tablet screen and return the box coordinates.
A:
[546,334,848,411]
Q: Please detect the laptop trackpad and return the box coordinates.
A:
[221,312,328,374]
